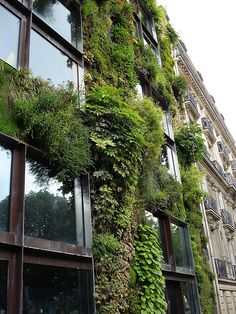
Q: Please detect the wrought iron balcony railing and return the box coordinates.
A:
[215,259,236,280]
[231,160,236,172]
[185,92,199,117]
[221,209,234,227]
[217,141,230,166]
[224,173,236,190]
[204,145,211,160]
[217,141,229,156]
[212,160,225,178]
[201,117,216,142]
[204,195,218,214]
[215,259,228,278]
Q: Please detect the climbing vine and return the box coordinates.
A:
[131,225,167,314]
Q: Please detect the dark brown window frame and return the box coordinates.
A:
[0,132,93,313]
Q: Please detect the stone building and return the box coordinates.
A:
[176,40,236,313]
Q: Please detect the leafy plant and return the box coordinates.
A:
[132,224,167,314]
[175,123,205,167]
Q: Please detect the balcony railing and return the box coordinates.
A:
[224,173,236,190]
[221,209,234,227]
[201,118,216,143]
[212,160,225,178]
[215,259,236,280]
[231,160,236,172]
[185,92,199,117]
[217,141,230,166]
[204,145,211,160]
[204,195,218,214]
[217,141,228,156]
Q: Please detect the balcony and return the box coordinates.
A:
[212,160,225,179]
[184,92,200,119]
[221,209,235,235]
[231,160,236,175]
[215,259,236,280]
[217,141,230,168]
[201,117,216,144]
[224,173,236,191]
[204,196,221,230]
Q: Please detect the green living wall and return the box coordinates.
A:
[0,0,215,313]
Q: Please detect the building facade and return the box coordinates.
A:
[176,40,236,313]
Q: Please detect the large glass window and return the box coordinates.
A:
[0,261,7,313]
[24,159,77,244]
[145,211,168,263]
[23,264,80,314]
[30,30,78,86]
[170,223,191,269]
[32,0,82,50]
[0,5,20,68]
[0,146,12,232]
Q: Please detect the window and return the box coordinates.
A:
[0,135,94,313]
[0,145,12,232]
[32,0,82,50]
[0,261,7,313]
[0,5,20,68]
[170,223,192,269]
[24,264,81,313]
[162,110,174,139]
[30,30,78,86]
[24,159,77,244]
[162,145,181,182]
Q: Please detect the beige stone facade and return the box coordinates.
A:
[175,41,236,314]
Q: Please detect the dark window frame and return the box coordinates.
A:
[0,132,93,313]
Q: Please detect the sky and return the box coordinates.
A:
[158,0,236,141]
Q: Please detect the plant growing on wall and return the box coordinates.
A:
[131,224,167,314]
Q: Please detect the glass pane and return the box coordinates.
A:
[30,30,78,86]
[23,264,80,314]
[0,261,7,312]
[32,0,82,49]
[0,146,12,232]
[181,282,200,314]
[0,5,20,68]
[145,211,168,263]
[24,159,77,244]
[170,223,189,268]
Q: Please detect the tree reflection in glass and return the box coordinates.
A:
[30,30,78,86]
[0,146,11,232]
[32,0,82,49]
[24,159,77,244]
[170,223,189,268]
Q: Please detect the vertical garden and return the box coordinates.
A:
[0,0,215,313]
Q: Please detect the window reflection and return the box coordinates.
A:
[0,261,7,312]
[32,0,82,50]
[30,30,78,86]
[145,210,159,232]
[170,223,190,268]
[0,146,12,232]
[145,211,168,263]
[0,5,20,68]
[24,160,77,244]
[23,264,80,314]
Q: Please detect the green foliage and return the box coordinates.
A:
[93,233,131,314]
[181,166,215,313]
[155,6,178,76]
[175,124,205,167]
[82,0,137,90]
[131,225,167,314]
[170,75,188,106]
[0,64,91,186]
